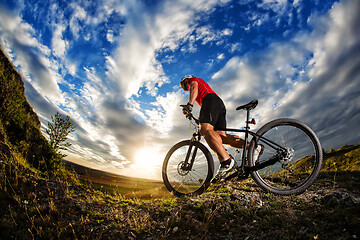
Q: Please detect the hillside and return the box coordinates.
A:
[0,47,360,239]
[1,144,360,239]
[0,48,60,173]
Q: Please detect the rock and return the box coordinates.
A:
[322,192,360,208]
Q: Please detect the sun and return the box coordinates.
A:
[133,147,163,170]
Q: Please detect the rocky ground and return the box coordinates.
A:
[1,164,359,240]
[1,144,360,239]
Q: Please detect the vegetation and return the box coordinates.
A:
[0,47,359,239]
[2,144,360,239]
[46,111,76,158]
[0,49,61,173]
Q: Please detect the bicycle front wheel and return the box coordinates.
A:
[162,140,214,197]
[248,118,323,195]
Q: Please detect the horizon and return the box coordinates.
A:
[0,0,359,180]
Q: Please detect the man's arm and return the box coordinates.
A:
[188,80,198,105]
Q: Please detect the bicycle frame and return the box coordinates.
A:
[184,109,288,177]
[222,108,288,176]
[167,102,323,196]
[221,127,286,175]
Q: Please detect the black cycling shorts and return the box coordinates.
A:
[199,93,226,130]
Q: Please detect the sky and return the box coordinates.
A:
[0,0,359,180]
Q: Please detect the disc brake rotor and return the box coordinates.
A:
[177,161,190,176]
[280,147,295,168]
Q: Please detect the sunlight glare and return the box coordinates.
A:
[133,147,163,171]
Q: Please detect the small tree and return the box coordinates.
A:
[46,111,76,157]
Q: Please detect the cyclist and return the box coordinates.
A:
[180,75,247,182]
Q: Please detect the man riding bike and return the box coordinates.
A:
[180,75,261,182]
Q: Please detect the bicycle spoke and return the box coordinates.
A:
[163,140,213,196]
[250,119,322,195]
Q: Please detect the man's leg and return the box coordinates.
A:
[217,132,246,149]
[200,123,230,162]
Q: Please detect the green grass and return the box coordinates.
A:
[2,142,360,239]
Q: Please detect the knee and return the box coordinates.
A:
[199,124,212,137]
[200,127,208,137]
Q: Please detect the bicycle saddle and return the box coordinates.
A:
[236,99,258,111]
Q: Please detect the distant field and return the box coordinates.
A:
[64,160,173,199]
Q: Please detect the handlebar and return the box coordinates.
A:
[188,113,200,125]
[180,105,199,125]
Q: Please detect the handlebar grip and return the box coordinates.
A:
[179,105,199,125]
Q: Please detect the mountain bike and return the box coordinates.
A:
[162,100,323,197]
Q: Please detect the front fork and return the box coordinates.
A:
[182,133,201,171]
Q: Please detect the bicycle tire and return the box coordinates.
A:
[248,118,323,195]
[162,140,214,197]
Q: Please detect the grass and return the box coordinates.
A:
[0,146,360,239]
[1,145,360,239]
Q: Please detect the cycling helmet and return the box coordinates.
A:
[180,75,194,91]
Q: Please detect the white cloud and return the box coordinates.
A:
[0,6,63,105]
[69,3,87,39]
[79,68,105,110]
[222,28,232,36]
[146,91,184,133]
[51,24,69,58]
[258,0,288,15]
[195,25,233,45]
[211,0,360,150]
[217,53,225,60]
[67,144,107,164]
[106,0,232,99]
[106,30,115,43]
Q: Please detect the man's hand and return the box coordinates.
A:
[181,103,193,118]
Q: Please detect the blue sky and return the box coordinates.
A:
[0,0,359,179]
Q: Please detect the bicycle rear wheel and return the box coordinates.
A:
[248,118,323,195]
[162,140,214,197]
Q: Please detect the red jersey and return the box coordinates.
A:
[188,77,216,106]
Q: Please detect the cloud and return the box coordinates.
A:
[0,6,63,104]
[195,26,233,45]
[51,24,69,58]
[106,0,232,99]
[217,53,225,60]
[211,0,360,150]
[69,3,87,39]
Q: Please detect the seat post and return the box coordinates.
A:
[245,109,250,130]
[239,109,251,172]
